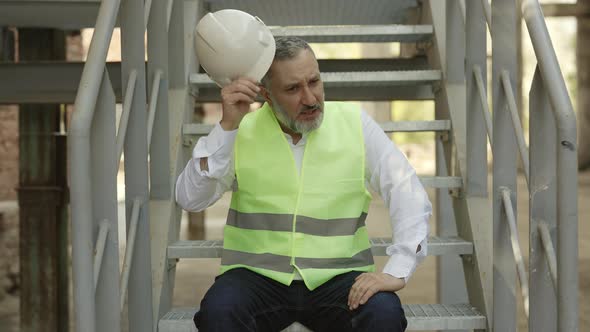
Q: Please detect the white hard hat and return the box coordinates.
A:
[195,9,276,87]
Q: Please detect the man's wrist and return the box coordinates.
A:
[220,118,240,131]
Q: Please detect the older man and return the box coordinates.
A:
[176,36,431,332]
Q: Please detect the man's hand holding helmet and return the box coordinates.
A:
[220,77,260,131]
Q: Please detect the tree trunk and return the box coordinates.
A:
[578,1,590,170]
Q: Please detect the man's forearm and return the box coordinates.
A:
[175,158,223,212]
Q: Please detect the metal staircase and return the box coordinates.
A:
[0,0,579,331]
[159,1,488,331]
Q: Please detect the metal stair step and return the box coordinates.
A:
[206,0,420,26]
[168,235,472,259]
[0,59,434,104]
[270,25,433,43]
[183,120,451,136]
[158,304,486,331]
[190,70,440,88]
[190,70,440,101]
[0,1,418,29]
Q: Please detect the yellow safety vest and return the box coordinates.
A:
[221,101,374,290]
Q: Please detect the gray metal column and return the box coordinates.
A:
[436,4,468,331]
[91,70,121,332]
[169,0,201,188]
[148,1,171,198]
[528,67,557,331]
[119,0,153,330]
[465,0,488,196]
[492,0,518,330]
[146,0,172,327]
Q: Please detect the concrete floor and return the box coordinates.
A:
[1,170,589,331]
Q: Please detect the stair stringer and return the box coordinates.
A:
[423,1,493,330]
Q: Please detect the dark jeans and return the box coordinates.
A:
[194,268,407,332]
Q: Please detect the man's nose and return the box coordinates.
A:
[301,85,317,105]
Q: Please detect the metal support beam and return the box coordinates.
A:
[0,62,124,104]
[466,1,488,196]
[90,70,121,332]
[0,0,105,29]
[119,0,153,329]
[492,0,518,330]
[437,4,470,332]
[147,0,173,326]
[17,27,69,332]
[528,66,558,332]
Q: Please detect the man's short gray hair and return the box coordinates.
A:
[261,36,314,87]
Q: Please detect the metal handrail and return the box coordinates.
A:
[120,197,142,310]
[70,0,121,329]
[116,69,138,167]
[500,188,530,318]
[521,2,578,330]
[500,70,530,188]
[147,69,163,150]
[93,220,110,291]
[473,66,493,146]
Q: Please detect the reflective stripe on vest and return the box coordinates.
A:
[222,101,374,290]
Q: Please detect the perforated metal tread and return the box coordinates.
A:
[183,120,451,136]
[205,0,420,26]
[190,70,441,88]
[168,235,472,259]
[158,304,486,331]
[270,25,433,43]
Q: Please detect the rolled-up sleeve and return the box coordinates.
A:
[361,111,431,283]
[175,123,237,212]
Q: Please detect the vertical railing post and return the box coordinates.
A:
[466,0,488,196]
[492,0,518,330]
[119,0,153,330]
[70,0,121,330]
[168,0,202,196]
[528,66,558,331]
[521,3,579,330]
[147,0,172,325]
[436,3,469,329]
[147,5,171,198]
[90,70,121,332]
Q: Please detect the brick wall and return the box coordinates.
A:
[0,106,18,201]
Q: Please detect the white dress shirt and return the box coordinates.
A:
[176,110,431,283]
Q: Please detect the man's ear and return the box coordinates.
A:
[260,85,273,107]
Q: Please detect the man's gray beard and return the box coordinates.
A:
[271,97,324,134]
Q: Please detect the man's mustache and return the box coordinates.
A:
[300,104,321,113]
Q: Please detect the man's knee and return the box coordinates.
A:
[195,299,246,330]
[353,292,407,331]
[194,271,255,329]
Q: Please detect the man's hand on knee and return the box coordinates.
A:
[347,272,405,310]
